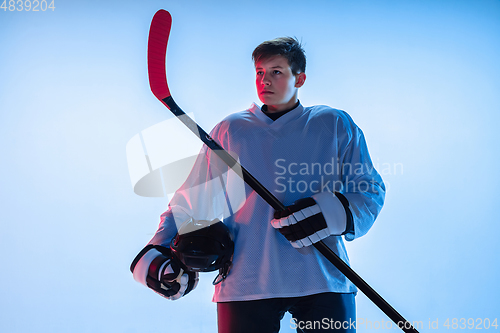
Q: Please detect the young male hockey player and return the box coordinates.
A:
[131,37,385,332]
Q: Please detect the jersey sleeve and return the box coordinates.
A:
[336,112,386,241]
[148,123,235,247]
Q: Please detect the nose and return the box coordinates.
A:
[261,72,271,86]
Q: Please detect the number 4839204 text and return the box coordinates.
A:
[1,0,55,11]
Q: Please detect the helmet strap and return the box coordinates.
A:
[212,261,232,285]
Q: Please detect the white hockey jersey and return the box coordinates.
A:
[148,103,385,302]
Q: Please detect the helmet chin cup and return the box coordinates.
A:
[170,218,234,283]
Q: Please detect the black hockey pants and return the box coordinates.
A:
[217,292,356,333]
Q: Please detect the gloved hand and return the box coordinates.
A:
[131,245,198,300]
[271,192,350,248]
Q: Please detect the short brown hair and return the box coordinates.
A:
[252,37,306,75]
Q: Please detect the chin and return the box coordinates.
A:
[259,96,278,105]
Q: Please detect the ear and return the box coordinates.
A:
[294,72,306,88]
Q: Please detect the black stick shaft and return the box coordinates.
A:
[313,242,419,333]
[164,97,284,211]
[163,96,419,333]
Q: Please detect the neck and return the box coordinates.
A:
[266,97,299,113]
[262,101,300,116]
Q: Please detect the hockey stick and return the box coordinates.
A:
[147,9,419,333]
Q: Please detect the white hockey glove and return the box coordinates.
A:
[271,192,353,248]
[130,245,199,300]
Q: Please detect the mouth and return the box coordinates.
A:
[260,90,274,95]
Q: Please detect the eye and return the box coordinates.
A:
[273,70,282,75]
[256,70,264,75]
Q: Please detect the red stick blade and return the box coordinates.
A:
[148,10,172,101]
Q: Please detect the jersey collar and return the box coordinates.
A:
[249,102,305,128]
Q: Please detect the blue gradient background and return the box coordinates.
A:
[1,0,499,332]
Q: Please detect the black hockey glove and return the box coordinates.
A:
[131,245,198,300]
[271,192,353,248]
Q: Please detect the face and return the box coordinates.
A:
[255,56,306,113]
